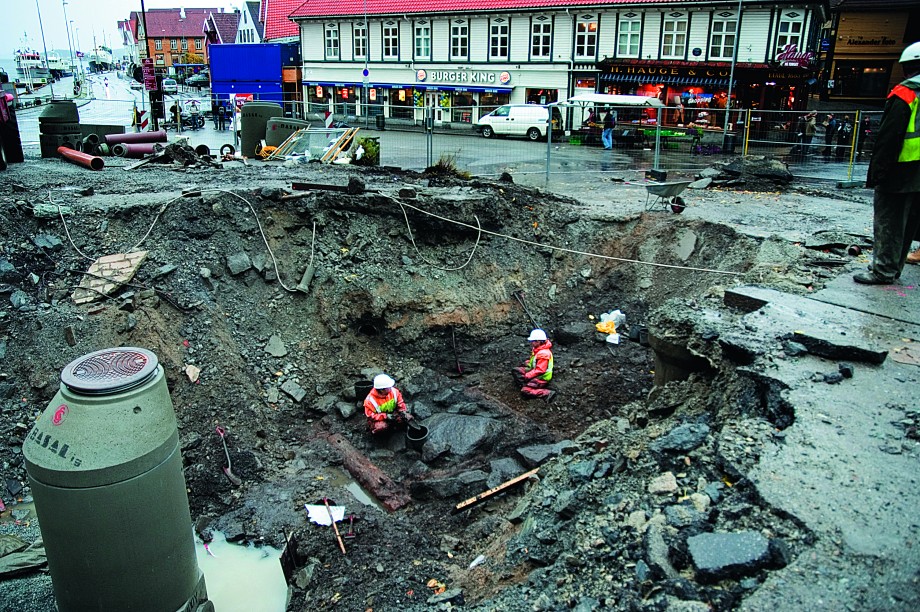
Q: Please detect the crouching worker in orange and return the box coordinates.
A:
[512,329,556,402]
[364,373,413,435]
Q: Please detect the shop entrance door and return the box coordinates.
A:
[425,92,444,125]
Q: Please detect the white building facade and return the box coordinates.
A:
[290,1,826,127]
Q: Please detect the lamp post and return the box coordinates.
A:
[722,0,743,149]
[35,0,55,96]
[61,1,76,82]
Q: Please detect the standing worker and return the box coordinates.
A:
[364,373,412,435]
[0,86,24,170]
[512,329,556,402]
[601,109,616,150]
[218,103,227,131]
[853,41,920,285]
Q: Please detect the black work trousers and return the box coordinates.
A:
[872,189,920,281]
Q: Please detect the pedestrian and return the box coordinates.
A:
[601,108,615,150]
[218,104,227,131]
[0,88,24,170]
[802,111,817,155]
[835,115,853,161]
[857,115,872,158]
[212,98,219,129]
[853,41,920,285]
[822,113,838,157]
[363,373,413,435]
[512,329,556,402]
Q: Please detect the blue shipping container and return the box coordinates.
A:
[210,43,300,84]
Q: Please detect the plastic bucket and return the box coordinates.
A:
[354,380,373,406]
[406,424,428,451]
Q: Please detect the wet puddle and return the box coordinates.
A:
[195,530,287,611]
[325,467,386,513]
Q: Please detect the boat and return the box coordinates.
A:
[15,48,51,88]
[87,46,114,72]
[43,52,73,78]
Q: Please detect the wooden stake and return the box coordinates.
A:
[451,468,540,514]
[324,498,347,555]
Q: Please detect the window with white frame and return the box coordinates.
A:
[451,20,468,59]
[325,24,339,59]
[182,39,188,50]
[531,16,552,60]
[415,22,431,59]
[171,38,178,50]
[383,23,399,59]
[776,12,804,53]
[575,16,598,59]
[155,39,162,50]
[489,19,509,60]
[661,13,688,58]
[617,15,641,57]
[709,14,737,59]
[354,23,367,58]
[195,39,202,50]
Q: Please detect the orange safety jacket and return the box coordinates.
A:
[890,84,920,163]
[523,340,554,381]
[364,387,407,421]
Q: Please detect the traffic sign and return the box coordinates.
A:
[142,58,156,91]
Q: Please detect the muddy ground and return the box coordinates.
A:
[0,155,916,611]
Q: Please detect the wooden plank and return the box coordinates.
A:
[451,467,540,514]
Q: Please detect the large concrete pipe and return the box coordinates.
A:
[104,129,168,146]
[23,348,212,612]
[57,146,104,170]
[112,142,157,158]
[240,102,282,157]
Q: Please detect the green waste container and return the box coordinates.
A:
[23,348,211,612]
[375,114,386,130]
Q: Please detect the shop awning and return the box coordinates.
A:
[599,73,731,88]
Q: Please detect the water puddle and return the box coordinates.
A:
[195,530,287,611]
[0,497,36,524]
[324,467,386,513]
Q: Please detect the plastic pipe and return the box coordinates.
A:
[104,129,167,146]
[58,146,104,170]
[112,143,157,158]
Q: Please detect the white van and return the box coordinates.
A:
[162,78,178,94]
[476,105,564,141]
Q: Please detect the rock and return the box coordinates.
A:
[573,597,600,612]
[568,460,597,482]
[499,172,514,183]
[516,440,576,468]
[265,334,288,357]
[487,457,526,489]
[648,471,678,495]
[650,422,711,453]
[423,414,503,462]
[784,341,808,356]
[664,503,706,528]
[687,530,771,582]
[226,252,252,276]
[222,521,246,542]
[336,401,357,419]
[824,371,844,384]
[398,187,417,199]
[555,321,593,346]
[280,380,307,402]
[554,489,578,519]
[10,290,29,309]
[33,233,63,251]
[838,362,854,378]
[0,259,18,282]
[346,177,366,195]
[644,523,679,579]
[688,177,712,189]
[64,325,77,346]
[410,469,487,499]
[5,478,23,497]
[698,167,721,179]
[427,588,463,605]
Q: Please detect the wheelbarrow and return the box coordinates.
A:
[644,180,692,214]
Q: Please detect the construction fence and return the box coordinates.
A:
[13,97,883,186]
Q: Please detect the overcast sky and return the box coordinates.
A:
[5,0,240,60]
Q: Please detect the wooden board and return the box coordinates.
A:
[452,467,540,514]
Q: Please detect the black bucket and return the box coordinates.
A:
[406,423,428,451]
[354,380,374,406]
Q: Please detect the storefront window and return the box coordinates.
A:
[390,88,414,120]
[480,92,511,115]
[525,88,557,105]
[335,86,356,118]
[832,61,891,98]
[308,85,328,113]
[451,92,474,123]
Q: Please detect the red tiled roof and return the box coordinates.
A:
[291,0,659,19]
[143,8,220,38]
[206,11,242,44]
[264,0,304,41]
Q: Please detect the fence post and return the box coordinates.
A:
[653,108,662,171]
[545,107,552,184]
[425,105,433,168]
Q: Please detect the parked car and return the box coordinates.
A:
[187,74,209,88]
[130,80,143,90]
[476,105,563,141]
[162,78,178,94]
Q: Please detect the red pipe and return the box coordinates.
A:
[113,143,157,158]
[104,129,167,146]
[58,146,104,171]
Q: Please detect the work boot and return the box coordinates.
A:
[544,391,557,403]
[853,272,893,285]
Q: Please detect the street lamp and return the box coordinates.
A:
[722,0,743,149]
[62,0,75,77]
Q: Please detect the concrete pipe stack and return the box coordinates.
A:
[240,102,283,157]
[39,100,81,159]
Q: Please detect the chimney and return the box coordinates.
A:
[179,7,186,19]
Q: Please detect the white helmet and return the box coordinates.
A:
[527,329,547,342]
[373,373,395,389]
[900,41,920,64]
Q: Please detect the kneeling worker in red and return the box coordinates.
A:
[513,329,556,402]
[364,373,413,435]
